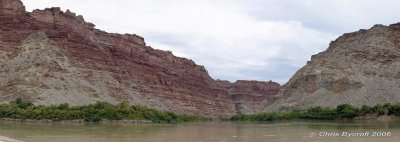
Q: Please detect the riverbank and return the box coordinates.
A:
[0,135,23,142]
[0,118,153,124]
[230,103,400,122]
[2,99,400,123]
[0,98,208,124]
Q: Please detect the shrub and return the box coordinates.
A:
[336,104,359,118]
[360,105,372,114]
[389,103,400,116]
[255,113,277,121]
[372,104,386,115]
[230,114,254,121]
[230,103,400,122]
[0,99,205,123]
[57,103,69,110]
[15,98,33,109]
[303,106,337,119]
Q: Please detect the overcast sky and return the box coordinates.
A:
[21,0,400,84]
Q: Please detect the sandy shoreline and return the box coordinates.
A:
[0,135,23,142]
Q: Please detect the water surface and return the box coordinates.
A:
[0,119,399,142]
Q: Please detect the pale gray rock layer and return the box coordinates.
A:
[266,24,400,111]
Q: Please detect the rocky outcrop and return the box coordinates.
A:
[0,0,25,18]
[216,80,280,114]
[0,0,280,117]
[266,24,400,111]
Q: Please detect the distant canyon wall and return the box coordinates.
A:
[266,24,400,111]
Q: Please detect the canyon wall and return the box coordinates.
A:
[0,0,280,117]
[266,24,400,111]
[216,80,280,114]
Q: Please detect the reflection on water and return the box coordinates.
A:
[0,119,399,142]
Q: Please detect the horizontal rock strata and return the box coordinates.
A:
[0,0,280,117]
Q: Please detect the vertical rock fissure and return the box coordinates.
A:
[0,1,3,14]
[52,10,57,30]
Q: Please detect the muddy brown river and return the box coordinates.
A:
[0,119,399,142]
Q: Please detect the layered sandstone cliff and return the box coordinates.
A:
[216,80,280,114]
[0,0,280,117]
[267,23,400,111]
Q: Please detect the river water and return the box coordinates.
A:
[0,119,399,142]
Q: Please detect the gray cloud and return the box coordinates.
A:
[242,0,400,33]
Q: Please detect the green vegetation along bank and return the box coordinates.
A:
[0,98,208,123]
[231,103,400,121]
[2,99,400,123]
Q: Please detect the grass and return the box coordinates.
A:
[230,103,400,121]
[0,98,209,123]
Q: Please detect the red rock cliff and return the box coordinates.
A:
[0,0,279,117]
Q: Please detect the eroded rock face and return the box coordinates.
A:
[0,0,280,117]
[266,24,400,111]
[216,80,280,114]
[0,0,25,18]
